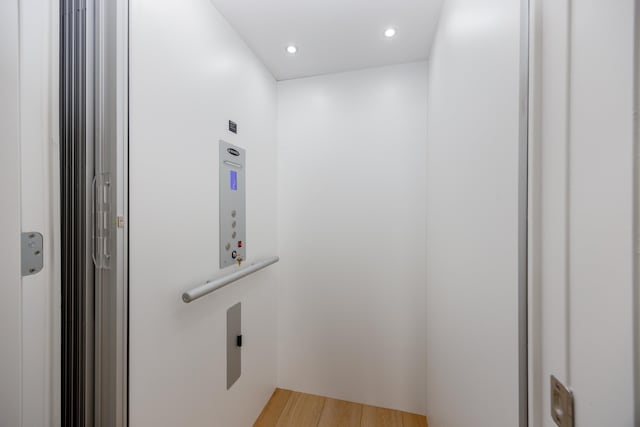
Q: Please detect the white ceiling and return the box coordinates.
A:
[209,0,444,81]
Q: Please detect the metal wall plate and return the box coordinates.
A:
[227,302,242,389]
[21,232,44,276]
[219,141,246,268]
[551,375,574,427]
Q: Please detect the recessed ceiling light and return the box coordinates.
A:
[286,45,298,54]
[384,28,397,38]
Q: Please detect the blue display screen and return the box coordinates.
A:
[230,170,237,191]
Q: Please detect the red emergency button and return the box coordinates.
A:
[237,241,243,248]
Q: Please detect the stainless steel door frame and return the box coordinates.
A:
[92,0,129,426]
[633,0,640,422]
[60,0,129,425]
[519,0,530,425]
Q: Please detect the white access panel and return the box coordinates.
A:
[219,140,246,268]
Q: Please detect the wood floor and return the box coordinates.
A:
[254,389,428,427]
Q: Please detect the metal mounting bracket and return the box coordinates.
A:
[21,232,44,276]
[551,375,574,427]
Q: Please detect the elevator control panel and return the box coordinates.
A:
[219,140,246,268]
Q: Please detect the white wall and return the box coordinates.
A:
[424,0,521,426]
[129,1,278,426]
[277,62,428,414]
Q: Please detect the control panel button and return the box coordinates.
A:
[232,220,237,229]
[232,231,237,239]
[225,243,231,251]
[231,250,237,259]
[237,241,243,248]
[231,210,236,218]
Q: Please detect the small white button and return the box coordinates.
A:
[225,243,231,251]
[232,231,237,239]
[232,221,236,228]
[231,210,237,218]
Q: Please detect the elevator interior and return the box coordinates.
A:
[1,1,638,427]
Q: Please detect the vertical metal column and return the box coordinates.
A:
[92,0,129,425]
[633,0,640,423]
[60,0,94,425]
[519,0,531,425]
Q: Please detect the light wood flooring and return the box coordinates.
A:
[254,389,428,427]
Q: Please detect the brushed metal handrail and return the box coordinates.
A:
[181,256,279,303]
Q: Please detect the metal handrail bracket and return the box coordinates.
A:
[181,256,279,303]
